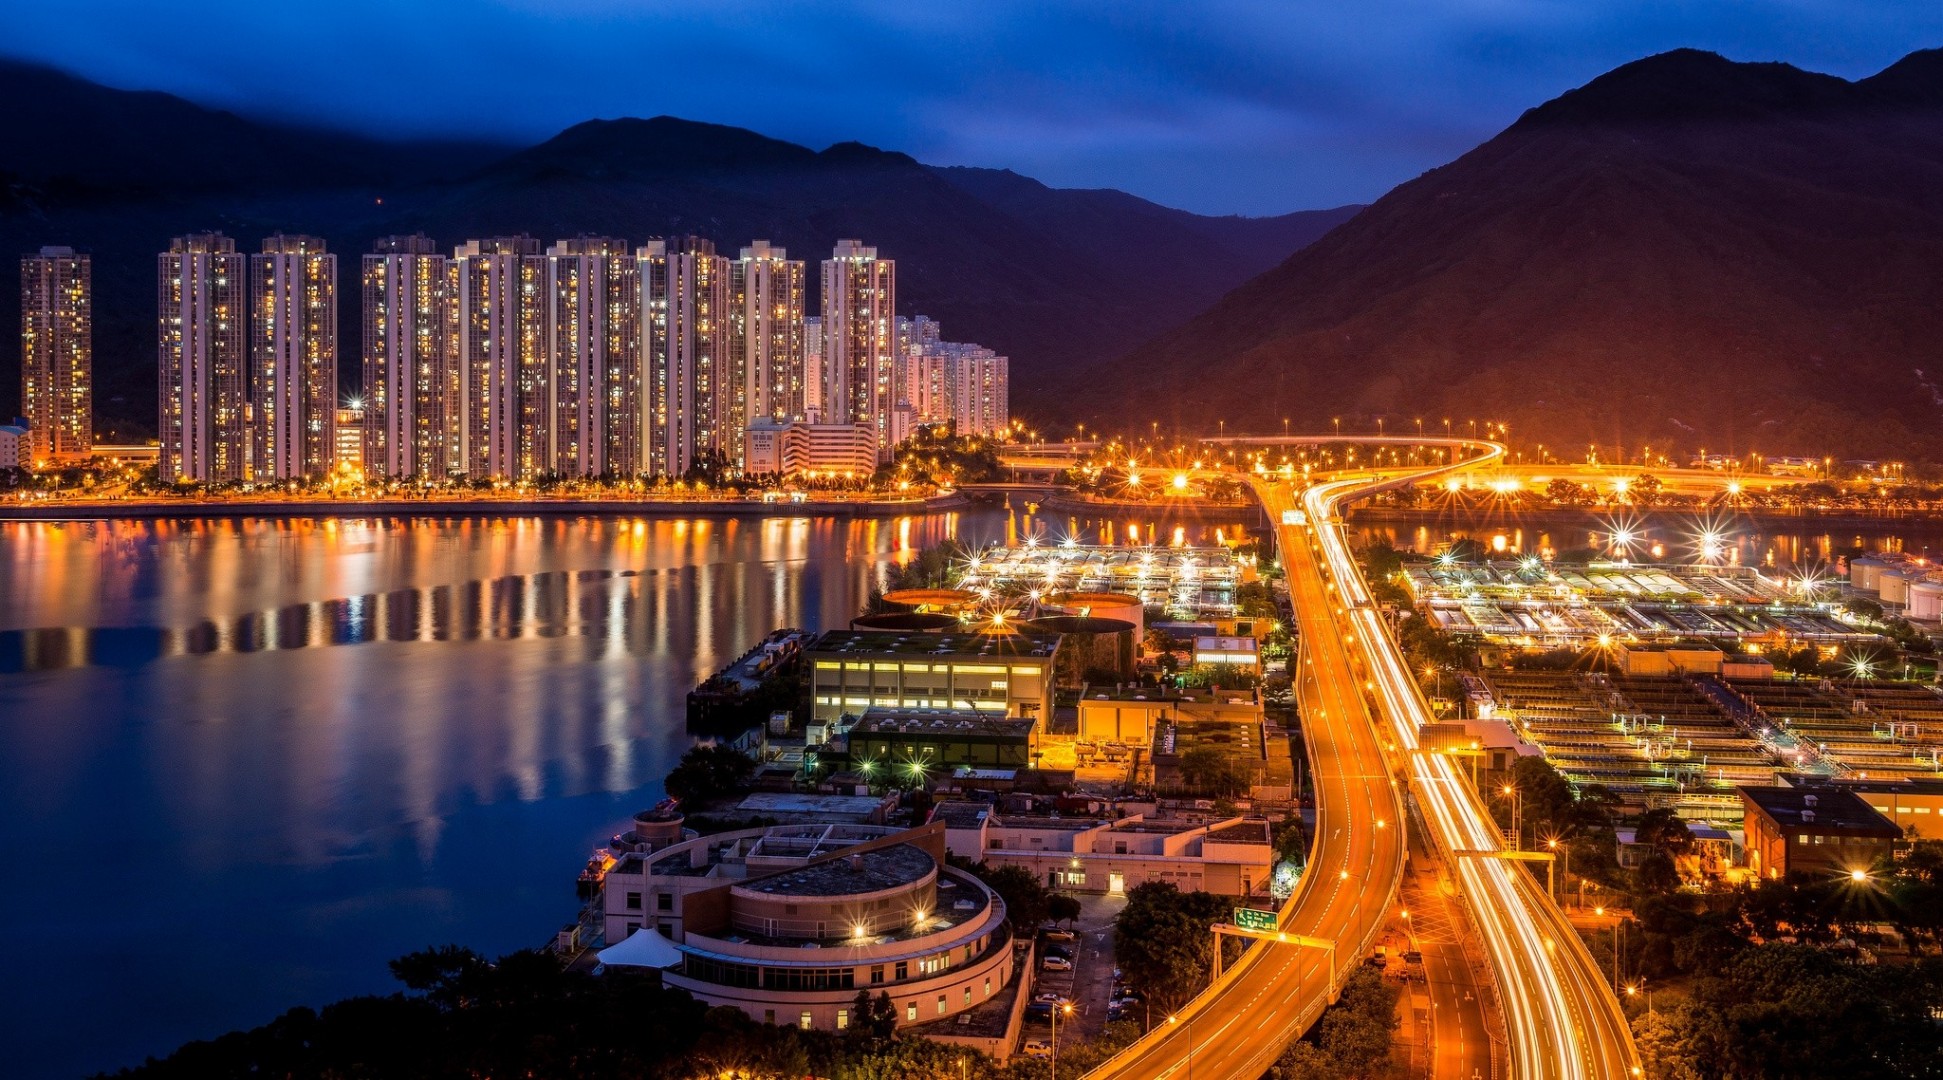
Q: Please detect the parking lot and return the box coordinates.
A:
[1023,892,1134,1049]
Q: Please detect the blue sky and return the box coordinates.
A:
[4,1,1940,214]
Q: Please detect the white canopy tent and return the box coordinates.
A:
[597,928,685,969]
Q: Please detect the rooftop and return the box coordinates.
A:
[734,792,887,820]
[852,708,1038,736]
[1205,820,1274,845]
[741,843,936,897]
[811,628,1061,658]
[929,801,995,829]
[1739,785,1899,834]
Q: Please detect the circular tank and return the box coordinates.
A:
[882,588,979,614]
[1850,556,1884,591]
[1880,568,1912,605]
[851,612,960,632]
[1908,579,1943,621]
[1044,591,1145,638]
[631,807,687,850]
[1026,615,1138,686]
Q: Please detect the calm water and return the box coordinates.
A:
[0,504,1252,1079]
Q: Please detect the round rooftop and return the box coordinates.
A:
[737,843,936,898]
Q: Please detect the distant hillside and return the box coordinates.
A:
[1076,48,1943,458]
[0,67,1349,438]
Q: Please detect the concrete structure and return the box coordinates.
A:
[743,419,879,479]
[1910,579,1943,622]
[1045,591,1145,639]
[448,236,544,481]
[0,422,27,470]
[728,241,806,460]
[819,240,898,460]
[932,801,1274,896]
[1030,615,1136,687]
[1192,635,1261,675]
[1076,685,1262,747]
[361,235,449,479]
[1828,777,1943,840]
[598,823,1015,1033]
[250,235,336,480]
[841,708,1042,773]
[641,236,730,478]
[1614,642,1724,676]
[808,628,1059,725]
[1740,784,1899,880]
[158,233,248,483]
[544,237,640,477]
[19,246,91,463]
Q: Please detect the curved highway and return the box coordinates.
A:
[1086,435,1637,1080]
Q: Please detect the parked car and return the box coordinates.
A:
[1042,927,1077,943]
[1041,955,1074,972]
[1025,1002,1054,1023]
[1034,992,1074,1007]
[1043,945,1073,960]
[1023,1040,1054,1059]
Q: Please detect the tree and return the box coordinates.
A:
[388,945,494,1012]
[1048,894,1083,928]
[662,744,757,804]
[848,989,899,1046]
[1178,746,1252,796]
[1267,968,1399,1079]
[953,860,1053,933]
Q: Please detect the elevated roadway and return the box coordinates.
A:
[1086,435,1637,1080]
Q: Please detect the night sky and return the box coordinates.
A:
[3,1,1939,214]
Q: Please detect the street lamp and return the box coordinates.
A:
[1051,1001,1075,1080]
[1166,1013,1194,1080]
[1500,784,1522,850]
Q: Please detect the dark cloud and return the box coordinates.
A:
[2,0,1938,213]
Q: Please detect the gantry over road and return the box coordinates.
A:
[1086,435,1638,1080]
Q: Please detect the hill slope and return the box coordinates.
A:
[1079,48,1943,458]
[0,67,1348,438]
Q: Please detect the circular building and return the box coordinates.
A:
[882,588,980,615]
[850,612,960,633]
[1044,591,1145,638]
[1027,615,1138,686]
[599,824,1014,1033]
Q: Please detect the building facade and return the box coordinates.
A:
[545,237,639,477]
[250,235,336,480]
[599,823,1014,1033]
[20,246,92,464]
[932,803,1274,897]
[819,241,899,461]
[362,234,449,479]
[728,241,806,462]
[448,237,544,480]
[898,316,1008,437]
[743,419,879,479]
[1741,785,1900,879]
[807,628,1058,725]
[642,237,730,478]
[158,233,248,483]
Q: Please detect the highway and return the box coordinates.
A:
[1085,435,1637,1080]
[1290,453,1641,1080]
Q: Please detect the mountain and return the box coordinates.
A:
[0,65,1352,439]
[1078,48,1943,458]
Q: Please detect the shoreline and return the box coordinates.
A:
[0,492,970,522]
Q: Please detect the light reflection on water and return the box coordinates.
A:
[0,505,1250,1079]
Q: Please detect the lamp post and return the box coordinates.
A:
[1500,784,1522,850]
[1051,1002,1075,1080]
[1166,1013,1194,1080]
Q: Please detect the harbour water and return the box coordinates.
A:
[0,505,1249,1078]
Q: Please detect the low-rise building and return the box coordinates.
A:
[807,628,1059,726]
[1740,784,1900,880]
[0,422,29,470]
[744,419,880,479]
[840,708,1041,774]
[1076,684,1262,747]
[931,801,1274,897]
[598,822,1016,1032]
[1192,635,1261,676]
[1802,777,1943,841]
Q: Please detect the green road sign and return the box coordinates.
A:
[1233,907,1278,933]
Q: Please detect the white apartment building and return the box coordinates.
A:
[545,237,639,477]
[728,241,806,462]
[448,236,543,481]
[159,232,248,483]
[641,237,730,478]
[897,316,1009,436]
[819,240,898,461]
[743,419,880,479]
[361,234,449,480]
[251,235,337,480]
[20,246,92,464]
